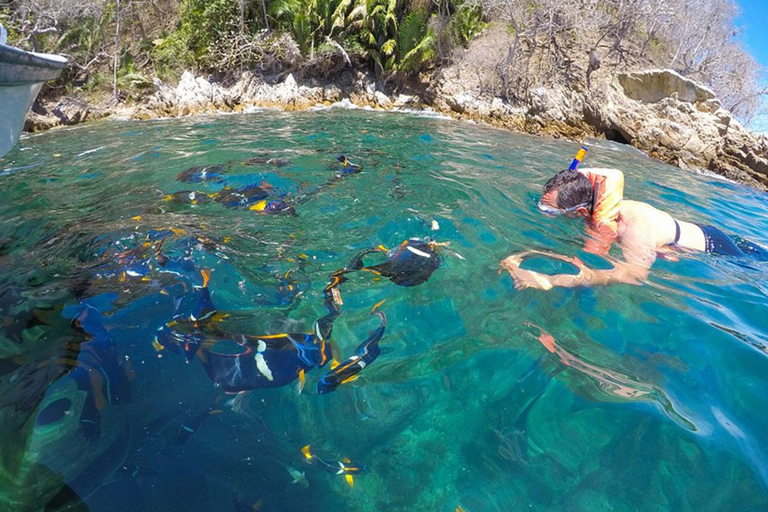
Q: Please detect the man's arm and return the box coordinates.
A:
[501,255,648,290]
[501,217,662,290]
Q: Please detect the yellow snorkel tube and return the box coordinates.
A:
[569,146,588,170]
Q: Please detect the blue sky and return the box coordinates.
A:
[735,0,768,132]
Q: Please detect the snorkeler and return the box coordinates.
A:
[501,148,768,289]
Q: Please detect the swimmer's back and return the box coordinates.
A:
[619,200,705,251]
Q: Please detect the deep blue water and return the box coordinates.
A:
[1,108,768,511]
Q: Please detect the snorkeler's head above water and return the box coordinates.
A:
[539,169,594,218]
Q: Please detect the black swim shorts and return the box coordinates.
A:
[698,225,768,261]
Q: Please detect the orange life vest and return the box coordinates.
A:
[578,168,625,253]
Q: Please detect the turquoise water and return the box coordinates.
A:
[2,109,768,511]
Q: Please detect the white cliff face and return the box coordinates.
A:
[143,68,388,117]
[617,70,716,104]
[591,70,768,189]
[172,71,233,115]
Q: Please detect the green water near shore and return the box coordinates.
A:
[2,108,768,511]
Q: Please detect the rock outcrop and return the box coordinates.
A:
[25,96,108,132]
[431,54,768,190]
[586,69,768,189]
[617,69,716,104]
[52,96,91,125]
[135,69,390,117]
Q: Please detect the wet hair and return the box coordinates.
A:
[542,169,593,210]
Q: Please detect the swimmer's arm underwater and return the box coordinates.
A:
[500,253,649,290]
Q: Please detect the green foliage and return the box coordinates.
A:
[116,52,154,99]
[268,0,356,56]
[53,15,107,60]
[0,8,22,42]
[151,33,194,80]
[177,0,240,65]
[397,11,435,73]
[83,71,109,94]
[5,0,480,90]
[450,3,485,46]
[348,0,399,76]
[292,9,313,54]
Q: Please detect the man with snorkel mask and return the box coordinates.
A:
[501,147,768,290]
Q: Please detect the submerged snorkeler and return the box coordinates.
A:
[501,150,768,290]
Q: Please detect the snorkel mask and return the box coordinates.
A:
[536,200,591,216]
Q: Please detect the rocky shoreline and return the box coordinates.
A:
[25,66,768,191]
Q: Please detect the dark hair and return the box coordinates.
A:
[542,169,593,210]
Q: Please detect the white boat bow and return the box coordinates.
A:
[0,40,68,159]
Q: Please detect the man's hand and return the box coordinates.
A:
[500,255,555,291]
[501,250,647,289]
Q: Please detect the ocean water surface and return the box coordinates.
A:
[1,109,768,511]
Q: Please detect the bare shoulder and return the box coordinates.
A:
[620,200,671,224]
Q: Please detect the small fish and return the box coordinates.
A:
[244,157,268,165]
[164,190,213,205]
[316,307,386,394]
[160,269,333,391]
[301,445,364,488]
[338,239,443,287]
[267,158,290,167]
[213,184,270,208]
[232,495,263,512]
[295,369,306,395]
[283,463,309,488]
[198,332,326,393]
[249,199,295,215]
[177,164,225,183]
[336,155,362,174]
[190,269,216,323]
[172,407,220,445]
